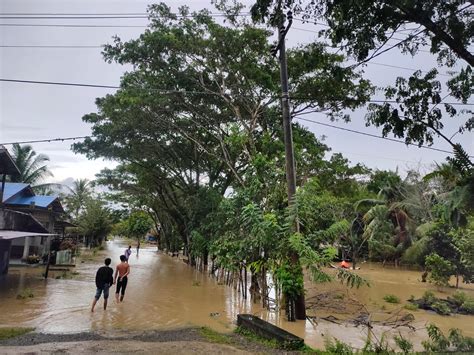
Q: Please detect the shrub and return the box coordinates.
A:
[324,338,354,355]
[403,303,419,311]
[451,291,468,306]
[423,324,474,352]
[431,301,451,315]
[394,334,413,354]
[16,288,34,300]
[460,299,474,314]
[383,294,400,304]
[422,290,436,305]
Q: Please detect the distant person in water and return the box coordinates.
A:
[114,255,130,302]
[91,258,114,312]
[340,260,350,269]
[136,240,140,256]
[124,245,132,262]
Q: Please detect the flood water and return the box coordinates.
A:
[0,240,472,350]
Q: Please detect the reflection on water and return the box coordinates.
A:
[0,240,472,350]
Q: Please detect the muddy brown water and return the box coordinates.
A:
[0,240,472,350]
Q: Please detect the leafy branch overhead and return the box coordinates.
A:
[251,0,473,155]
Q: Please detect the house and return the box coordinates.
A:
[1,182,67,259]
[0,145,55,274]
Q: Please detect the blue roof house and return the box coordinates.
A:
[2,183,65,261]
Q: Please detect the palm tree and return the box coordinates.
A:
[65,179,93,220]
[9,143,53,188]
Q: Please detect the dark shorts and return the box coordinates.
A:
[116,276,128,295]
[95,284,110,300]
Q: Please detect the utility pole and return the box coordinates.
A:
[275,10,306,321]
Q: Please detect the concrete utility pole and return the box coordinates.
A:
[275,10,306,321]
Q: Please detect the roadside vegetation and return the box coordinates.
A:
[0,328,34,341]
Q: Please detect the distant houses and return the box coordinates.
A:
[0,145,72,274]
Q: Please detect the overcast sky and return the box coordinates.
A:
[1,0,472,185]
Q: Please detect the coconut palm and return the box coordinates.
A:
[9,144,54,188]
[65,179,93,220]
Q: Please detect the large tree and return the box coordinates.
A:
[250,0,473,160]
[74,3,372,321]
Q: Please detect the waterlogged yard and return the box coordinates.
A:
[0,240,472,351]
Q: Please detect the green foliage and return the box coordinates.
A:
[423,324,474,352]
[336,268,369,289]
[199,327,232,344]
[251,0,473,156]
[64,179,93,220]
[431,301,451,316]
[425,253,455,286]
[77,199,113,247]
[422,291,437,305]
[383,294,400,304]
[403,303,419,311]
[324,338,353,354]
[234,326,279,349]
[451,291,469,307]
[0,327,34,340]
[274,261,305,301]
[8,144,52,185]
[125,210,153,239]
[367,170,402,195]
[16,288,34,300]
[460,299,474,314]
[393,334,413,355]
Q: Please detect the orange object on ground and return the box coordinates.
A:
[340,260,350,268]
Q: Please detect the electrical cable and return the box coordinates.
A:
[1,78,472,106]
[294,116,473,157]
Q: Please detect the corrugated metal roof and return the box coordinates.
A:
[1,183,31,203]
[0,145,20,176]
[0,230,57,240]
[6,194,58,208]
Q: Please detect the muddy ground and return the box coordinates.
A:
[0,328,292,354]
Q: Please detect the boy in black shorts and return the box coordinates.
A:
[91,258,113,312]
[114,255,130,302]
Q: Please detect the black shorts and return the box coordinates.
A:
[116,276,128,295]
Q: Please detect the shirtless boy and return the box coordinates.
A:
[114,255,130,302]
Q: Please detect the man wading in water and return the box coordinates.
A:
[91,258,114,312]
[124,245,132,262]
[114,255,130,302]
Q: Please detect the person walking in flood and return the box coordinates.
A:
[91,258,114,312]
[124,245,132,262]
[114,255,130,302]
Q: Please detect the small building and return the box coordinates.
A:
[2,182,66,259]
[0,145,55,274]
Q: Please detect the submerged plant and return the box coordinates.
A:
[383,294,400,304]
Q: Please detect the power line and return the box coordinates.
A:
[0,23,147,28]
[294,116,473,157]
[0,136,90,145]
[1,78,120,89]
[0,15,150,19]
[2,78,473,106]
[0,45,103,48]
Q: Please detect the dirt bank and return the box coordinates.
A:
[0,328,286,354]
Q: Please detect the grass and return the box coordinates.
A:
[199,327,232,344]
[403,303,419,311]
[0,327,34,340]
[16,288,34,300]
[234,326,279,349]
[383,294,401,304]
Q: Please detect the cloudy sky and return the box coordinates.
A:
[1,0,472,185]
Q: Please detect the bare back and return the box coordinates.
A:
[116,262,130,277]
